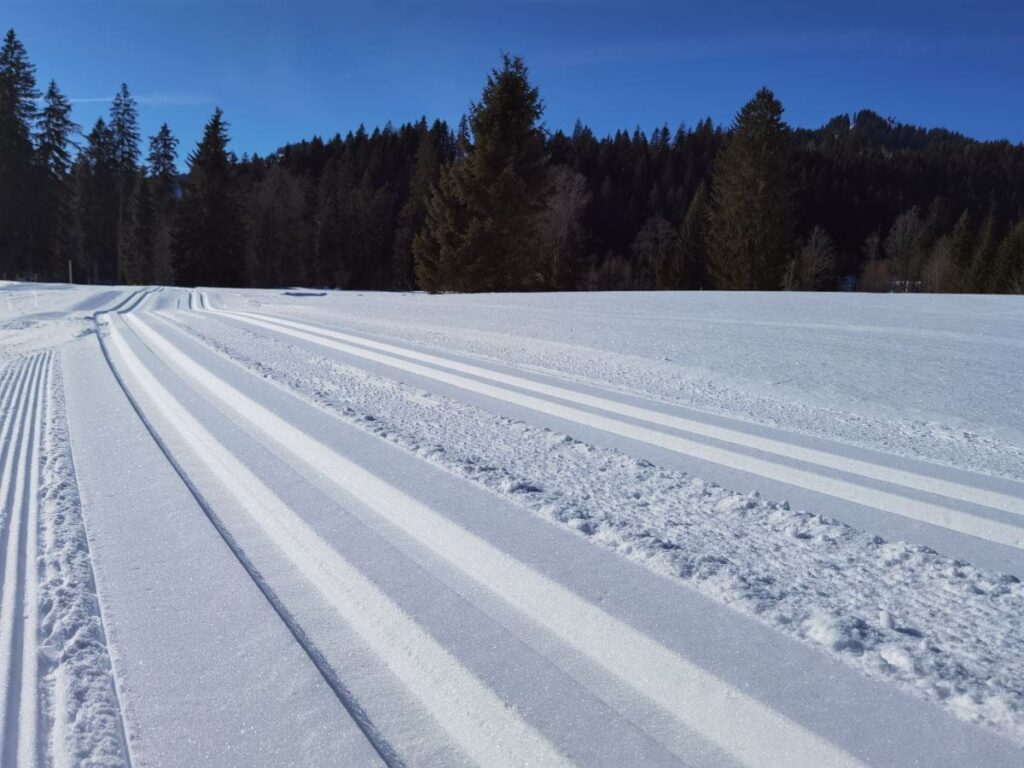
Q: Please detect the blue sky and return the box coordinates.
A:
[8,1,1023,165]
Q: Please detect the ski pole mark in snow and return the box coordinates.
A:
[106,317,573,768]
[123,311,865,768]
[215,308,1024,550]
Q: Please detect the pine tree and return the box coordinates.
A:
[969,206,1000,292]
[393,124,443,289]
[147,123,179,204]
[123,170,155,284]
[414,54,548,292]
[110,84,140,171]
[709,88,795,289]
[678,182,709,289]
[947,210,975,291]
[147,123,178,284]
[34,80,79,278]
[174,108,245,286]
[78,118,119,283]
[631,214,679,289]
[990,217,1024,293]
[35,80,77,179]
[0,29,39,277]
[246,165,309,287]
[110,84,140,281]
[315,155,354,286]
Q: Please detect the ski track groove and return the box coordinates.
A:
[105,314,576,768]
[0,352,46,766]
[95,315,405,768]
[124,308,867,768]
[214,307,1024,550]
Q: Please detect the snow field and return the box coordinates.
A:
[173,302,1024,744]
[2,283,1024,766]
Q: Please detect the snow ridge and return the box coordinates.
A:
[38,355,131,767]
[0,351,130,767]
[174,310,1024,744]
[128,312,864,768]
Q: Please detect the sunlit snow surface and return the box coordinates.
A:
[2,282,1023,767]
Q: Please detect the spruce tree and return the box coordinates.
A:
[146,123,178,283]
[678,182,709,289]
[247,165,309,287]
[174,108,245,286]
[79,118,119,283]
[393,125,442,289]
[147,123,179,284]
[34,80,79,278]
[709,88,794,289]
[948,210,975,291]
[990,217,1024,293]
[414,54,548,292]
[631,214,679,289]
[35,80,77,179]
[147,123,179,203]
[110,84,140,281]
[110,84,140,171]
[315,155,354,287]
[0,29,39,277]
[124,171,155,284]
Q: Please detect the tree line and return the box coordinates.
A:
[2,30,1022,293]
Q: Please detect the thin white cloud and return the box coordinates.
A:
[67,93,214,107]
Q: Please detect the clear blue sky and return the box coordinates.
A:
[9,1,1023,166]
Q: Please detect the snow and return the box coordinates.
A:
[1,283,1023,766]
[170,306,1024,744]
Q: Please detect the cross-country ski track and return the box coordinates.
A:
[2,282,1023,766]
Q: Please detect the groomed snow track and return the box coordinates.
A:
[5,283,1023,766]
[51,288,1019,766]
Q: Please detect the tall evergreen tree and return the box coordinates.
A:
[123,170,155,284]
[147,122,178,203]
[110,83,140,281]
[0,29,39,277]
[110,83,140,171]
[990,216,1024,293]
[174,108,245,286]
[246,165,310,287]
[631,214,679,289]
[314,155,354,286]
[35,80,77,179]
[947,210,975,291]
[393,123,446,289]
[78,118,119,283]
[147,123,179,284]
[709,88,795,289]
[969,206,1000,293]
[34,80,79,278]
[414,54,548,292]
[678,181,710,289]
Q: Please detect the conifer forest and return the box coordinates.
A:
[2,30,1023,293]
